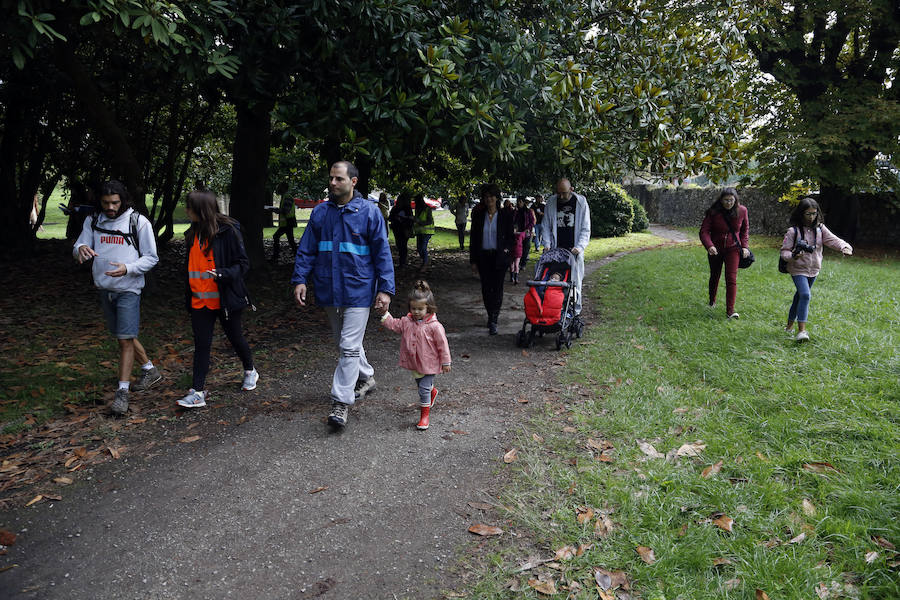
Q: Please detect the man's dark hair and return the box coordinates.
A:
[334,161,359,180]
[99,180,132,210]
[480,183,501,200]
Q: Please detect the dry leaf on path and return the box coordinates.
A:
[636,546,656,564]
[637,440,663,459]
[0,530,16,546]
[701,461,723,478]
[179,435,201,443]
[24,495,43,507]
[503,448,518,463]
[308,486,328,494]
[107,446,120,459]
[53,477,73,485]
[467,501,493,511]
[468,523,503,536]
[528,577,557,595]
[713,514,734,533]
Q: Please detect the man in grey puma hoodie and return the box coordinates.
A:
[73,180,161,415]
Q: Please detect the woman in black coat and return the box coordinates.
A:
[179,190,257,408]
[388,192,414,268]
[469,183,515,335]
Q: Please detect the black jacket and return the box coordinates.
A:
[469,205,515,268]
[184,221,253,318]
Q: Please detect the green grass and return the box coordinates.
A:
[469,243,900,599]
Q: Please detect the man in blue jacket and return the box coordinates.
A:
[292,161,395,428]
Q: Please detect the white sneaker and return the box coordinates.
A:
[242,369,259,391]
[177,389,208,408]
[796,331,810,343]
[727,312,740,320]
[353,377,376,400]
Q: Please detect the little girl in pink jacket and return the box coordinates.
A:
[378,280,451,430]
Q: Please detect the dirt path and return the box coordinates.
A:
[0,227,688,600]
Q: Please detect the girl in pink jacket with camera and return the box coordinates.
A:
[378,280,451,430]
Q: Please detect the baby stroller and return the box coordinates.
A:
[515,248,583,350]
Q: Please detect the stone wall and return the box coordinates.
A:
[623,184,899,245]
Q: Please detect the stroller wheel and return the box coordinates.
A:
[555,332,564,350]
[565,332,573,348]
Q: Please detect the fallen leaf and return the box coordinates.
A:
[308,486,328,494]
[713,514,734,533]
[701,461,723,478]
[756,590,770,600]
[53,477,73,485]
[562,426,578,434]
[107,446,120,459]
[803,462,839,474]
[513,556,551,573]
[712,557,733,567]
[594,569,628,591]
[528,578,557,595]
[576,505,595,524]
[815,582,830,599]
[25,495,43,507]
[802,498,816,517]
[450,429,468,435]
[503,448,518,464]
[678,523,689,537]
[44,494,62,501]
[789,532,807,544]
[597,590,615,600]
[675,440,706,457]
[516,397,529,404]
[637,440,663,459]
[597,450,615,462]
[673,407,690,414]
[595,570,612,591]
[532,433,544,443]
[468,523,503,536]
[0,530,16,546]
[566,480,576,495]
[872,536,895,550]
[554,545,576,560]
[576,543,592,556]
[128,417,147,424]
[755,452,769,462]
[865,551,879,564]
[595,514,615,537]
[186,423,200,430]
[636,546,656,564]
[587,438,614,451]
[467,501,493,511]
[725,578,741,591]
[179,435,201,443]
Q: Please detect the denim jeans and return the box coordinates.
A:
[416,234,432,265]
[788,275,817,323]
[99,290,141,339]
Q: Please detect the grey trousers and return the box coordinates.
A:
[324,306,374,405]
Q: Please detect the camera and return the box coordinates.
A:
[794,238,816,256]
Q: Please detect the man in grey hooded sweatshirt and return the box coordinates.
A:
[74,180,161,415]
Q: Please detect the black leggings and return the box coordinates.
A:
[191,307,254,390]
[476,251,507,319]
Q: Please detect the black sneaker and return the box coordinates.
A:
[353,377,376,401]
[328,401,349,428]
[132,366,162,391]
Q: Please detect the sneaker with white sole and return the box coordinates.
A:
[242,369,259,391]
[328,401,349,428]
[796,330,810,343]
[132,366,162,391]
[354,377,376,400]
[177,389,208,408]
[727,312,740,320]
[110,388,129,416]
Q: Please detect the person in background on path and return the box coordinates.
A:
[469,183,515,335]
[377,192,391,223]
[453,197,469,250]
[699,187,750,319]
[266,182,297,264]
[376,280,451,430]
[388,192,414,268]
[531,195,545,252]
[509,226,527,285]
[514,195,535,272]
[780,197,852,343]
[292,161,395,429]
[413,193,435,269]
[540,178,590,323]
[177,190,258,408]
[73,180,161,416]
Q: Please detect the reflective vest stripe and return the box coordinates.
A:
[188,271,215,279]
[191,291,220,299]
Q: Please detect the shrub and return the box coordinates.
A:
[583,183,634,237]
[630,195,650,232]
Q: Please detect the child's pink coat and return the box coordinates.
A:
[381,312,451,375]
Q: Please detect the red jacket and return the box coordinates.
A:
[699,205,749,251]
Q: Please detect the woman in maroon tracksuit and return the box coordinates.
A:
[699,188,750,319]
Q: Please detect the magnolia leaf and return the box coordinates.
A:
[503,448,518,463]
[554,545,576,560]
[803,462,839,474]
[789,532,807,544]
[595,514,615,537]
[701,461,723,478]
[725,578,741,590]
[713,514,734,533]
[636,546,656,564]
[527,577,557,595]
[53,477,73,485]
[180,435,201,443]
[576,505,595,524]
[756,590,770,600]
[468,523,503,536]
[712,557,733,567]
[637,440,663,459]
[675,441,706,457]
[872,536,895,550]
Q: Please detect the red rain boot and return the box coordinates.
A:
[416,387,438,430]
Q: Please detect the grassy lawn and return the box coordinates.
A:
[468,243,899,599]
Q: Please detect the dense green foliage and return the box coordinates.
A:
[629,193,650,233]
[585,183,635,238]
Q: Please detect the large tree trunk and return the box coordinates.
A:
[230,99,274,270]
[817,184,858,243]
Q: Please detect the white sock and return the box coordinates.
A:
[118,381,130,391]
[246,368,257,375]
[141,361,154,371]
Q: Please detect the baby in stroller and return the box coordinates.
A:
[516,248,582,349]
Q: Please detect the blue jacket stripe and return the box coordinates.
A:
[318,240,333,252]
[338,242,370,255]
